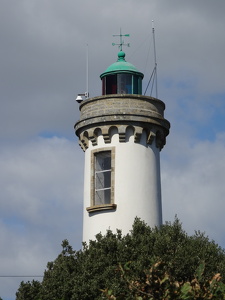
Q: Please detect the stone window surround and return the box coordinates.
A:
[86,147,116,213]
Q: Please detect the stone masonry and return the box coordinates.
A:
[75,94,170,151]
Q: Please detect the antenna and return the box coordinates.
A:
[144,21,159,98]
[75,44,89,103]
[112,28,130,51]
[152,20,158,98]
[86,43,89,98]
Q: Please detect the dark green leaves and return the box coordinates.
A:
[16,218,225,299]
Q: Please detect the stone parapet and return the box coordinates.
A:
[75,94,170,151]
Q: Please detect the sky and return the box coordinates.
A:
[0,0,225,299]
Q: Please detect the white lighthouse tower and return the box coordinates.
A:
[75,37,170,242]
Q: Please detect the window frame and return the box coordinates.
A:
[87,147,116,213]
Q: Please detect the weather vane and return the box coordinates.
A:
[112,29,130,51]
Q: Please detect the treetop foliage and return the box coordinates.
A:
[16,218,225,299]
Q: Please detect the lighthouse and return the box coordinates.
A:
[75,37,170,242]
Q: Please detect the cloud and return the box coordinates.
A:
[162,132,225,245]
[0,137,83,299]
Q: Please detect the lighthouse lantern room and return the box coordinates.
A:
[101,51,143,95]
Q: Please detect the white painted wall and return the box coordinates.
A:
[82,129,162,242]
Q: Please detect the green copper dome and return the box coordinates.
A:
[100,51,144,79]
[101,51,144,95]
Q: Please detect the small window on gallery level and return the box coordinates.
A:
[94,151,111,205]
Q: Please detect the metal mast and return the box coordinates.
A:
[152,20,158,98]
[86,43,89,98]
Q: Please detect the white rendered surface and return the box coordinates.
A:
[82,129,162,242]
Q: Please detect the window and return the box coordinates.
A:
[87,148,116,213]
[117,74,132,94]
[102,73,142,95]
[106,75,117,94]
[95,151,111,205]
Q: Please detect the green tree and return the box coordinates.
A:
[16,218,225,299]
[16,280,41,300]
[39,239,79,300]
